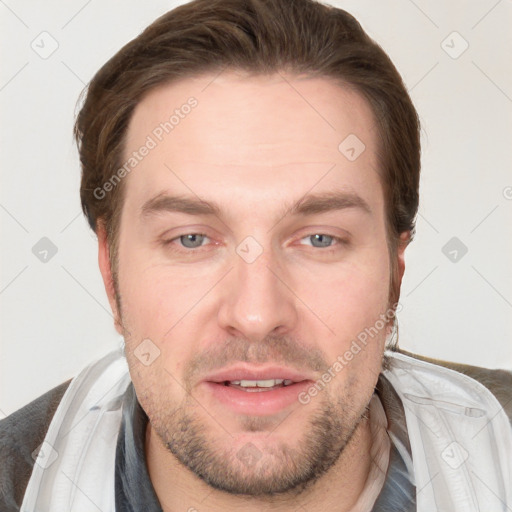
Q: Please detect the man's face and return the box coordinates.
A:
[101,71,399,495]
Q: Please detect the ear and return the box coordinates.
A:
[97,222,123,335]
[396,231,410,289]
[384,231,410,347]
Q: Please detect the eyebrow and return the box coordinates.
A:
[140,191,371,221]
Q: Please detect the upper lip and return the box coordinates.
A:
[202,364,315,384]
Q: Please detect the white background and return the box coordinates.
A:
[1,0,511,416]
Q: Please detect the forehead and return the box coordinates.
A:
[122,71,382,216]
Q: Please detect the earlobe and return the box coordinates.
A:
[97,223,123,335]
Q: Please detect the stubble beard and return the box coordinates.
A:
[145,377,371,498]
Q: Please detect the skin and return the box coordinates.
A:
[98,71,407,511]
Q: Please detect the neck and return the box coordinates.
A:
[146,413,375,512]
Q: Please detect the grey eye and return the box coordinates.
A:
[180,234,206,248]
[309,234,334,248]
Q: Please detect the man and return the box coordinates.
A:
[1,0,511,510]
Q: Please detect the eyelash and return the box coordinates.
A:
[161,233,348,253]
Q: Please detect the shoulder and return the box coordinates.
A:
[393,348,512,424]
[0,380,70,512]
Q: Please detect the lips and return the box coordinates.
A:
[203,364,313,386]
[199,364,315,415]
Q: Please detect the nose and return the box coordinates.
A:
[217,244,298,342]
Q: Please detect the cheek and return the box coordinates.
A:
[117,250,215,372]
[119,267,196,402]
[299,247,391,381]
[311,249,390,331]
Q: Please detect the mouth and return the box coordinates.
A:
[200,366,314,415]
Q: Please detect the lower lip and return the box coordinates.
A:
[201,381,312,416]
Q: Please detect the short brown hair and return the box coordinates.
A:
[75,0,420,305]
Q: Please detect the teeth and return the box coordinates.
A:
[242,379,283,388]
[228,379,294,388]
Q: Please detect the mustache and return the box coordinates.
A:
[183,333,329,384]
